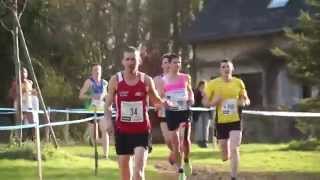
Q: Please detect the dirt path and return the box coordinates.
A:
[154,161,320,180]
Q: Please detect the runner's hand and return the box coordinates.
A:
[187,99,194,106]
[164,99,174,108]
[238,97,250,107]
[210,95,222,106]
[105,118,114,134]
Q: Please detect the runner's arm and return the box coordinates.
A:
[202,83,221,107]
[79,79,90,100]
[146,76,164,108]
[238,80,250,107]
[102,80,108,100]
[239,91,250,106]
[186,75,194,105]
[104,76,117,133]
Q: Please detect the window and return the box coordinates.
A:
[302,85,311,98]
[267,0,289,9]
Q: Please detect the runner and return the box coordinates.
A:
[79,64,109,158]
[9,67,35,140]
[104,46,164,180]
[202,59,250,180]
[159,54,194,180]
[153,54,175,165]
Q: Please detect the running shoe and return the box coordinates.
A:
[178,172,186,180]
[184,162,192,176]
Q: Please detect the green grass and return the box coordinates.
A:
[188,143,320,172]
[0,143,319,180]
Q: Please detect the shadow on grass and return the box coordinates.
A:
[75,153,117,161]
[0,145,36,161]
[0,163,170,180]
[149,150,221,162]
[0,166,119,180]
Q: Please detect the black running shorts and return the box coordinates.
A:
[215,121,242,140]
[115,131,152,155]
[165,110,190,131]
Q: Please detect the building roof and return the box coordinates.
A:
[183,0,310,43]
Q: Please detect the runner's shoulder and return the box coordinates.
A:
[179,73,191,81]
[102,79,108,86]
[143,73,153,84]
[231,77,244,84]
[207,77,221,86]
[26,79,33,85]
[153,74,161,82]
[108,75,118,87]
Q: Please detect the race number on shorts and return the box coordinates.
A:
[158,107,165,118]
[222,99,237,115]
[121,101,144,122]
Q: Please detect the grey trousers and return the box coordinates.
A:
[195,112,211,142]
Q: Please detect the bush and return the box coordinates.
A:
[286,139,320,151]
[294,97,320,139]
[0,141,74,161]
[0,141,36,160]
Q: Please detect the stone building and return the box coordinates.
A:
[184,0,314,108]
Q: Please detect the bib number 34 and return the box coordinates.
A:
[121,101,144,122]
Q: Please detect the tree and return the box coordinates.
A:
[1,0,206,107]
[272,0,320,140]
[272,0,320,86]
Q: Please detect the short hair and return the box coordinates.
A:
[197,80,206,89]
[161,53,171,60]
[123,46,141,63]
[220,58,234,70]
[220,58,233,64]
[124,46,137,54]
[161,53,180,63]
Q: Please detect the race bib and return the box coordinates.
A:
[222,99,238,115]
[91,99,105,110]
[166,90,188,110]
[121,101,144,122]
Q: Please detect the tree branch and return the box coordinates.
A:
[0,19,13,32]
[18,0,27,19]
[0,9,9,20]
[0,0,12,10]
[0,0,12,32]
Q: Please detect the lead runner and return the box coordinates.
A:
[104,46,164,180]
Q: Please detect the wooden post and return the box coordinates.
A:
[13,14,59,148]
[63,108,70,143]
[35,116,43,180]
[93,106,98,175]
[10,0,24,146]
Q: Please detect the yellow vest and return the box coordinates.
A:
[204,77,246,124]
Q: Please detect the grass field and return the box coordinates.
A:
[0,143,319,180]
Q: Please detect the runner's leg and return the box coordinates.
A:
[99,119,109,159]
[118,155,132,180]
[133,147,148,180]
[230,130,242,178]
